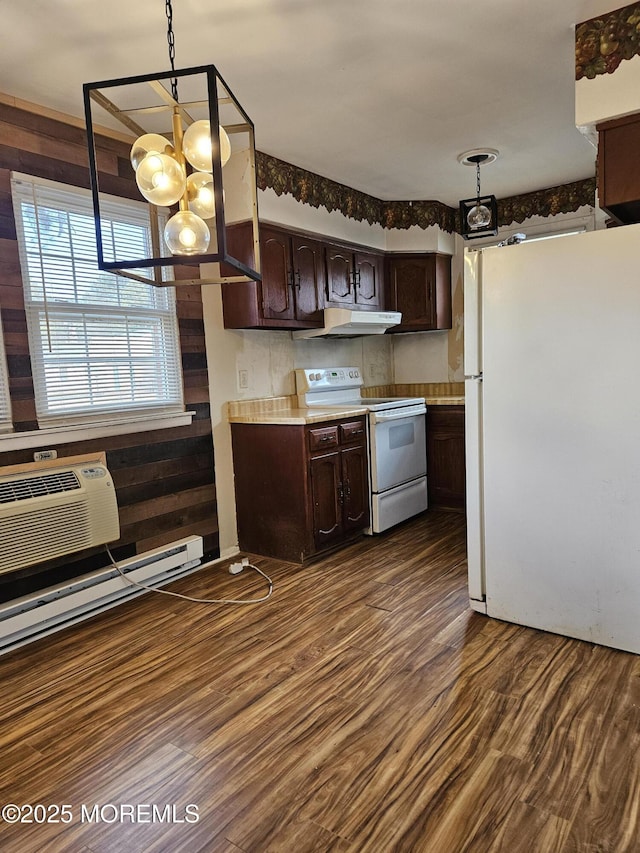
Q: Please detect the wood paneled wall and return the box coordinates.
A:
[0,102,218,601]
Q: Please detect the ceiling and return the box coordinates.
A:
[0,0,619,207]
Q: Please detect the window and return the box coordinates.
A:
[0,320,12,433]
[11,173,184,427]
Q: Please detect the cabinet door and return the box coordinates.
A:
[324,246,355,306]
[388,256,436,330]
[341,444,370,531]
[597,114,640,225]
[426,407,466,512]
[354,251,383,309]
[260,227,294,321]
[310,451,343,549]
[291,235,324,324]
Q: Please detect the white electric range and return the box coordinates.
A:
[295,367,428,533]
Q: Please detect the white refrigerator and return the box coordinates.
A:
[464,223,640,654]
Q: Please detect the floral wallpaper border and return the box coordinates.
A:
[576,2,640,80]
[256,151,595,234]
[496,178,596,227]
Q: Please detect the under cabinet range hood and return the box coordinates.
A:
[293,308,402,339]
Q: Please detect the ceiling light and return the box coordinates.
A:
[83,0,261,285]
[458,149,499,240]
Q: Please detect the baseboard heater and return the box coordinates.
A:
[0,535,204,656]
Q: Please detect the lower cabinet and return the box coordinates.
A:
[426,406,466,512]
[231,417,369,563]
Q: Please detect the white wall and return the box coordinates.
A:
[576,54,640,130]
[259,187,387,249]
[205,189,595,554]
[203,189,398,555]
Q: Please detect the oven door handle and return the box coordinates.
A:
[373,406,426,422]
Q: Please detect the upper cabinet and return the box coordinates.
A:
[260,227,324,325]
[221,222,452,332]
[597,113,640,226]
[324,244,384,310]
[386,253,452,333]
[222,224,324,330]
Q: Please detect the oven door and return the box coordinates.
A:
[369,405,427,493]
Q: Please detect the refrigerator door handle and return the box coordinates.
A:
[465,376,487,613]
[463,251,483,378]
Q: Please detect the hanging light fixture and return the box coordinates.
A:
[83,0,261,285]
[458,149,499,240]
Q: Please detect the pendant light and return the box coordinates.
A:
[458,149,499,240]
[83,0,261,285]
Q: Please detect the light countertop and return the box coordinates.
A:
[228,405,368,425]
[227,388,464,425]
[425,396,465,406]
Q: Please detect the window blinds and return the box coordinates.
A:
[0,321,12,433]
[11,173,184,427]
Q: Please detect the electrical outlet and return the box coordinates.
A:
[238,369,249,390]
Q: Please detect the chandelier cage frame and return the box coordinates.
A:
[458,151,498,241]
[83,63,262,286]
[458,192,499,240]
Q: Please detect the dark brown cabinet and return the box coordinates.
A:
[309,422,369,550]
[222,224,324,330]
[231,416,369,563]
[426,406,466,512]
[597,112,640,225]
[221,225,455,331]
[386,253,452,332]
[324,244,384,310]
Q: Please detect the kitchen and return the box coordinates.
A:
[1,0,640,850]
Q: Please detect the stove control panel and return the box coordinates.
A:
[295,367,362,393]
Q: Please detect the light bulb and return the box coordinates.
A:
[164,210,210,255]
[135,152,185,206]
[182,120,231,171]
[467,203,492,230]
[186,172,215,219]
[130,133,176,170]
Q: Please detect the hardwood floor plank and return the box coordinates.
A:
[1,510,639,852]
[490,801,573,853]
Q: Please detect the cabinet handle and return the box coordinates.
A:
[287,269,295,290]
[320,434,334,442]
[338,482,344,504]
[355,269,361,289]
[344,480,351,499]
[294,270,301,290]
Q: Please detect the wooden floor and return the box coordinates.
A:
[0,511,639,852]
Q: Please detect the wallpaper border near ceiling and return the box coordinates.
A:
[496,178,596,226]
[575,2,640,80]
[256,151,595,234]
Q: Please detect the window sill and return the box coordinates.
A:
[0,411,195,452]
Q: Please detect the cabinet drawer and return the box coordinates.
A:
[308,425,339,452]
[427,407,465,429]
[340,420,367,444]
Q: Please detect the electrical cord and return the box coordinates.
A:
[105,545,273,605]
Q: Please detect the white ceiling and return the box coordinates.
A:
[0,0,619,207]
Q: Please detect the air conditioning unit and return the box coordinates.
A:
[0,462,120,575]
